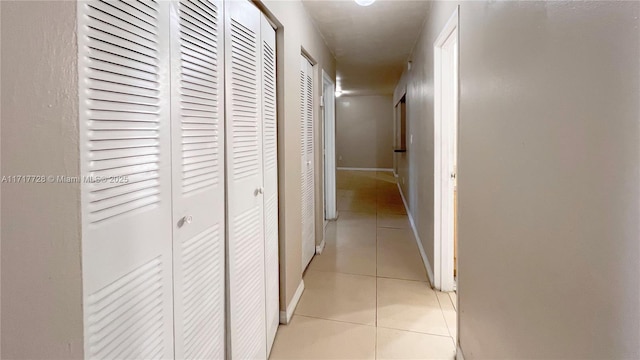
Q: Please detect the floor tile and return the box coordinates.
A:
[378,196,402,205]
[338,195,378,213]
[449,292,457,310]
[275,170,457,359]
[437,291,454,310]
[326,221,377,248]
[270,315,376,360]
[377,278,450,336]
[336,211,377,229]
[377,213,410,229]
[308,243,377,276]
[377,228,427,281]
[437,291,457,340]
[377,201,407,215]
[376,327,455,360]
[295,270,377,326]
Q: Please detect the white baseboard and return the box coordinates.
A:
[456,345,465,360]
[279,279,305,324]
[337,167,393,172]
[316,238,326,254]
[397,183,435,287]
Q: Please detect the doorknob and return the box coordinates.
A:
[255,187,264,196]
[179,215,193,228]
[450,172,456,179]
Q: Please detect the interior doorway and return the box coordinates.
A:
[433,7,458,292]
[323,71,338,222]
[301,54,316,270]
[393,96,407,177]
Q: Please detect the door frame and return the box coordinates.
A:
[322,70,338,222]
[433,6,459,292]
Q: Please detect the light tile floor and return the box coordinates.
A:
[270,171,457,360]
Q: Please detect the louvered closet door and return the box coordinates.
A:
[301,56,315,269]
[260,15,279,356]
[225,1,267,359]
[78,1,174,359]
[169,0,226,359]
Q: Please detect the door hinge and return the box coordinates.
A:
[320,95,324,107]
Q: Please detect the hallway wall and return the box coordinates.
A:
[1,2,83,358]
[260,0,336,318]
[395,1,640,358]
[336,95,394,170]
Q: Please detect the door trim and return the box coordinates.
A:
[433,6,459,292]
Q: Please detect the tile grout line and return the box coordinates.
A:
[376,324,455,340]
[294,314,376,328]
[434,289,456,342]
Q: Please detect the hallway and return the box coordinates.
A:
[270,170,457,359]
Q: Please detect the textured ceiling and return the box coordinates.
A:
[302,0,430,95]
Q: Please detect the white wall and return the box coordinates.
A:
[1,1,84,358]
[259,0,336,315]
[336,95,394,169]
[396,1,640,358]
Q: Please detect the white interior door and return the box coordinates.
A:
[323,74,337,221]
[260,15,279,356]
[301,56,315,269]
[434,8,458,292]
[170,0,226,359]
[78,1,175,358]
[226,1,267,359]
[442,26,458,288]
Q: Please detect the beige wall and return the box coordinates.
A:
[396,1,640,358]
[1,1,84,358]
[259,0,336,315]
[336,95,394,169]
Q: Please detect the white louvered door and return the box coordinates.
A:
[225,1,267,359]
[260,15,279,356]
[301,56,315,270]
[78,1,175,358]
[169,0,226,359]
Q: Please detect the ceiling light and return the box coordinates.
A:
[354,0,375,6]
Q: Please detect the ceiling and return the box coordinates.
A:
[302,0,431,96]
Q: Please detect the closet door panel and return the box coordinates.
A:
[78,1,174,358]
[170,0,226,359]
[226,1,267,359]
[301,57,315,269]
[261,16,279,355]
